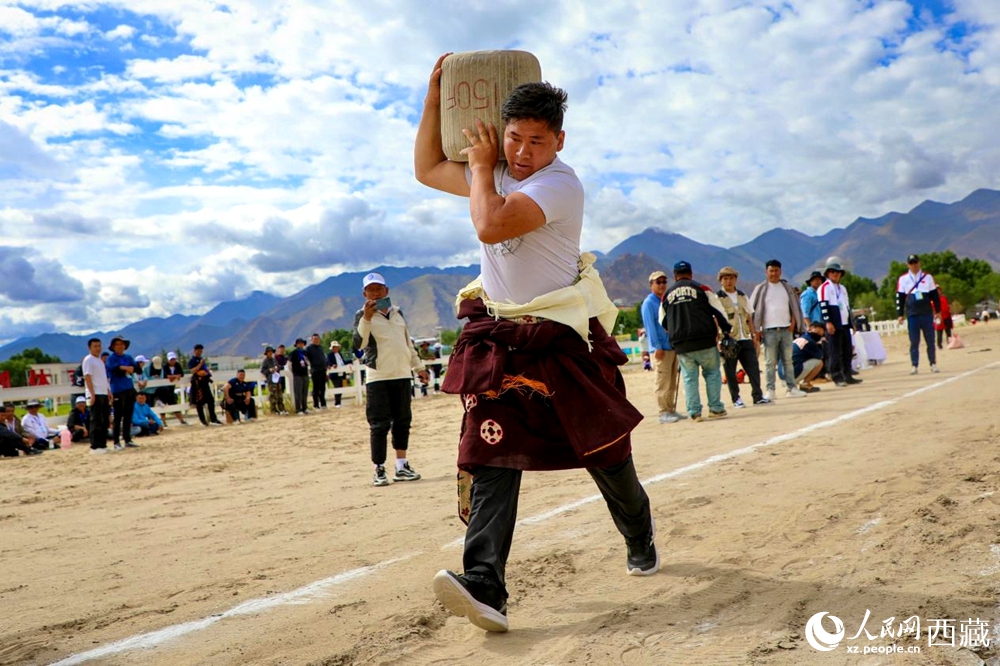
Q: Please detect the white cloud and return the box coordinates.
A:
[105,24,136,40]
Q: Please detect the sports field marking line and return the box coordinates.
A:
[50,554,418,666]
[53,362,997,664]
[443,361,1000,548]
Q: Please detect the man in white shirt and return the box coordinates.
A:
[415,57,655,632]
[22,400,59,449]
[326,340,352,408]
[82,337,113,453]
[818,261,862,387]
[749,260,806,400]
[353,272,428,487]
[894,254,941,374]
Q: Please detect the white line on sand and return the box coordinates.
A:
[51,555,417,666]
[58,362,997,663]
[444,361,1000,547]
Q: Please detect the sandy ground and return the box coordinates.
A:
[3,325,1000,666]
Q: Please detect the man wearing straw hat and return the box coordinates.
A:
[415,55,656,633]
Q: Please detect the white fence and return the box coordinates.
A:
[0,360,449,428]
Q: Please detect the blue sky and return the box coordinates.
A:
[2,0,999,341]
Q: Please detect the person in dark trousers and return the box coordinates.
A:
[716,266,766,407]
[0,418,40,456]
[189,344,223,426]
[896,254,942,374]
[415,64,657,633]
[289,338,310,415]
[305,333,329,409]
[106,336,138,449]
[326,340,351,408]
[663,261,732,420]
[82,337,112,453]
[275,344,288,393]
[353,272,427,486]
[818,262,861,387]
[934,289,953,350]
[67,396,91,443]
[792,322,826,391]
[224,369,258,423]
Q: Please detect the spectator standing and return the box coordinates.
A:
[22,400,59,449]
[189,344,223,426]
[353,272,427,486]
[305,333,329,410]
[132,393,163,436]
[792,322,826,391]
[895,254,941,374]
[260,347,287,415]
[289,338,310,415]
[326,341,351,408]
[716,266,766,407]
[67,396,90,443]
[818,261,861,386]
[934,289,953,350]
[799,271,825,328]
[663,261,731,421]
[82,337,112,453]
[641,270,685,423]
[416,70,656,632]
[275,344,288,393]
[749,260,807,401]
[224,369,258,423]
[417,341,442,396]
[106,336,139,449]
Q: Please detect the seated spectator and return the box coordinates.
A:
[22,399,59,450]
[792,322,826,392]
[2,404,23,436]
[224,369,258,423]
[67,396,91,443]
[131,393,163,437]
[0,414,40,457]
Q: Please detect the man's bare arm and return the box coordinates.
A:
[414,53,471,197]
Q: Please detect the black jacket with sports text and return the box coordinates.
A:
[662,278,731,353]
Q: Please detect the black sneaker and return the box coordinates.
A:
[124,441,140,448]
[373,465,390,487]
[626,519,660,576]
[845,376,863,385]
[433,570,508,632]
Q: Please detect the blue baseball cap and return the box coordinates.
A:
[673,260,692,273]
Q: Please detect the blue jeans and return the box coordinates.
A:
[763,328,796,391]
[678,347,725,416]
[908,314,936,367]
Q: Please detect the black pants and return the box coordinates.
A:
[722,339,763,404]
[71,429,89,443]
[310,371,327,408]
[226,398,258,422]
[292,375,309,413]
[195,393,219,426]
[825,325,852,382]
[463,455,651,599]
[366,378,412,465]
[328,372,344,406]
[89,395,110,449]
[112,389,136,445]
[937,319,953,348]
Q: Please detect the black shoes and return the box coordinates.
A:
[844,377,863,385]
[626,519,660,576]
[433,570,509,632]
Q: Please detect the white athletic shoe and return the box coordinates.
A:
[765,389,776,401]
[910,366,918,375]
[930,364,940,373]
[786,388,807,398]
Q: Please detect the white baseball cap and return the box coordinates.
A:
[362,272,386,288]
[135,355,149,363]
[167,352,178,360]
[76,396,87,404]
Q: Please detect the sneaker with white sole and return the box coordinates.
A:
[373,465,390,487]
[786,388,807,398]
[765,389,776,401]
[114,444,125,451]
[672,411,688,420]
[753,396,772,405]
[626,518,659,576]
[433,570,508,632]
[90,447,110,454]
[930,364,940,373]
[910,366,918,375]
[733,397,745,409]
[393,463,421,482]
[658,412,680,424]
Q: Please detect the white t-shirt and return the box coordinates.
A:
[467,158,584,304]
[762,282,792,329]
[82,353,110,399]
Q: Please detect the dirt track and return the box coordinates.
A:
[3,325,1000,666]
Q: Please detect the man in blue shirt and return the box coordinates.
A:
[640,271,685,424]
[106,336,138,449]
[799,271,824,327]
[132,393,164,436]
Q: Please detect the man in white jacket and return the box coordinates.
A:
[353,272,429,487]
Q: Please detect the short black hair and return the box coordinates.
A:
[501,82,568,134]
[194,344,204,350]
[87,337,101,347]
[766,259,782,269]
